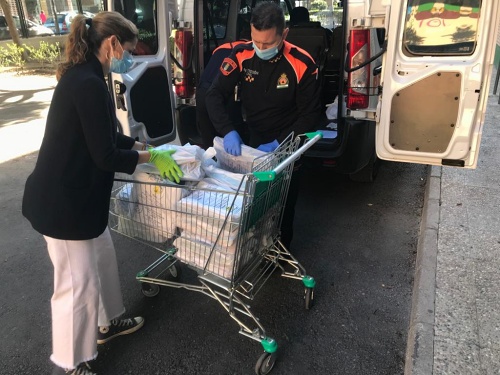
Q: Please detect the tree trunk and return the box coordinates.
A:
[0,0,23,47]
[48,0,60,34]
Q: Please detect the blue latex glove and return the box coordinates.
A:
[257,139,279,153]
[223,130,243,156]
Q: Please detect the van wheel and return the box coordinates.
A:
[349,154,380,182]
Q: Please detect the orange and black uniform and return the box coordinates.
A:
[197,41,248,148]
[206,40,321,147]
[206,40,322,249]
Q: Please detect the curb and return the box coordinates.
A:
[404,165,441,375]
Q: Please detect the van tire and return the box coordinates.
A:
[349,153,380,182]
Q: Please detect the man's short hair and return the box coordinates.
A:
[250,1,286,36]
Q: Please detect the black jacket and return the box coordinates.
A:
[206,41,321,146]
[22,54,139,240]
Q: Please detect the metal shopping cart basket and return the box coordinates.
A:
[109,132,322,374]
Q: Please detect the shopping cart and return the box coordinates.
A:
[109,131,322,374]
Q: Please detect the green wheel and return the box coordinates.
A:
[255,352,277,375]
[304,287,314,310]
[141,282,160,298]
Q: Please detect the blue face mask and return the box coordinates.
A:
[110,50,133,74]
[253,43,279,61]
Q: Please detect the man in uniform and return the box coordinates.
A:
[206,1,322,248]
[196,40,248,149]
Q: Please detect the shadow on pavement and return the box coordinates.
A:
[0,87,55,127]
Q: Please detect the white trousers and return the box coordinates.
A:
[45,227,125,369]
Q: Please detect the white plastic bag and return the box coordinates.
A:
[176,179,243,222]
[112,181,173,242]
[174,232,258,278]
[201,147,246,191]
[326,99,338,120]
[115,172,192,242]
[137,143,205,181]
[177,214,240,247]
[174,236,236,278]
[213,137,267,173]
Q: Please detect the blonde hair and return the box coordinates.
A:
[56,11,138,80]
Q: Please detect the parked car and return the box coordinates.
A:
[23,18,54,37]
[44,13,70,34]
[0,15,54,40]
[60,10,96,23]
[44,11,95,35]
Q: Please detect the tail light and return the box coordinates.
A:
[347,29,370,110]
[62,21,67,32]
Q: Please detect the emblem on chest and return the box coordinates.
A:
[277,73,289,89]
[243,68,258,83]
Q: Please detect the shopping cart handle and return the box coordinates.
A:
[253,132,323,182]
[304,131,323,139]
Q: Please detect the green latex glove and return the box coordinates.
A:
[149,149,183,183]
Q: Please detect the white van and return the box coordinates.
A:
[105,0,500,181]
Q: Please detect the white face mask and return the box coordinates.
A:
[253,43,280,60]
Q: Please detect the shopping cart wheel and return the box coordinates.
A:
[304,287,314,310]
[255,352,277,375]
[141,282,160,297]
[167,263,182,280]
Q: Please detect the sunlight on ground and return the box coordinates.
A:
[0,72,55,164]
[0,119,46,163]
[4,95,23,104]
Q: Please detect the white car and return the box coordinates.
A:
[44,11,95,35]
[0,15,54,40]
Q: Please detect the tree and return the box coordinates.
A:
[0,0,22,46]
[310,0,328,12]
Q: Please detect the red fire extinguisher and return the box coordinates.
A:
[173,26,194,99]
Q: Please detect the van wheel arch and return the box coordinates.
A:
[349,152,380,182]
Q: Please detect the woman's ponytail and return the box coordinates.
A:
[56,15,91,80]
[55,12,137,80]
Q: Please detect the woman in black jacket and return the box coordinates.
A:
[22,12,181,375]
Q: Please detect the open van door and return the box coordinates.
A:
[108,0,178,146]
[376,0,500,168]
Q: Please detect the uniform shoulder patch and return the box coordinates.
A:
[220,57,237,76]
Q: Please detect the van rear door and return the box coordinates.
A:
[108,0,178,145]
[376,0,500,168]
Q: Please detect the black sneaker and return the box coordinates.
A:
[97,316,144,344]
[52,362,95,375]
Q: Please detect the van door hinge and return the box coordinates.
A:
[352,18,369,27]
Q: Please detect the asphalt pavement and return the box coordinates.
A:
[2,66,499,374]
[405,77,500,374]
[0,67,423,374]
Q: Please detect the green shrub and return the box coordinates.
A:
[0,46,8,67]
[0,43,26,71]
[25,41,62,67]
[0,41,62,72]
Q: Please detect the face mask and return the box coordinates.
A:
[253,43,279,61]
[110,41,134,74]
[110,50,133,73]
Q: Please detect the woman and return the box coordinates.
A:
[22,11,182,375]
